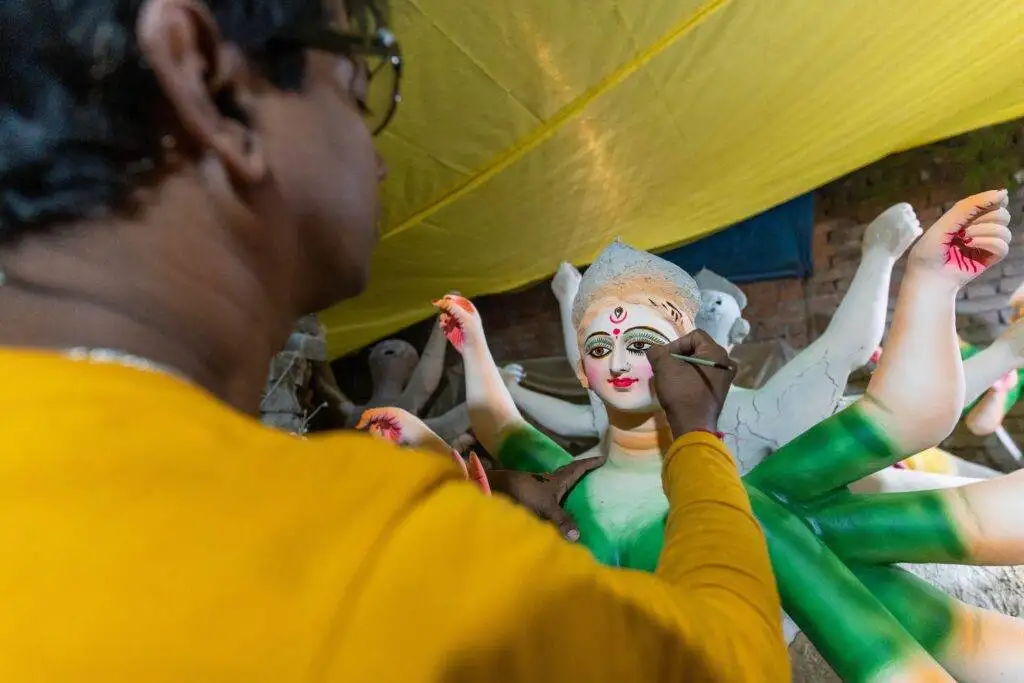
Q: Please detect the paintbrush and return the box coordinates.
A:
[671,353,732,371]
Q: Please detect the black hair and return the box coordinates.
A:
[0,0,327,242]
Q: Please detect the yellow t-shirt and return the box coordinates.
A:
[0,349,786,682]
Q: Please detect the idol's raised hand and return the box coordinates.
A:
[357,406,451,456]
[908,189,1011,286]
[432,294,485,354]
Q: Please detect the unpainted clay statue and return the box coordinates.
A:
[321,316,471,445]
[506,203,923,476]
[694,267,752,349]
[430,190,1024,682]
[260,315,329,435]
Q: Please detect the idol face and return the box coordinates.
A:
[579,300,686,413]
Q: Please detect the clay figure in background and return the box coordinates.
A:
[505,203,922,475]
[693,267,752,349]
[314,315,471,445]
[437,191,1024,682]
[260,315,330,435]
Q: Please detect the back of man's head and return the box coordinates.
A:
[0,0,392,310]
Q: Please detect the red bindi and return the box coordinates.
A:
[613,328,621,336]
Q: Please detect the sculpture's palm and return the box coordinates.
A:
[358,406,491,492]
[357,406,440,451]
[908,190,1011,284]
[433,294,485,353]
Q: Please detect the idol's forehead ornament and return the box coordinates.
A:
[570,239,702,330]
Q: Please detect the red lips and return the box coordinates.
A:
[608,377,638,389]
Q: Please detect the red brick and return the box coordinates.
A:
[807,294,841,314]
[814,262,860,282]
[812,281,836,296]
[778,278,806,299]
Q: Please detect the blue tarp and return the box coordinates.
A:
[658,193,815,283]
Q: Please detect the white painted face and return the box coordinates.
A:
[580,301,681,413]
[695,289,743,350]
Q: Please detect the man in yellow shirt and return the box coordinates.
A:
[0,0,787,680]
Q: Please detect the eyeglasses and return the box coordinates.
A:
[275,4,403,136]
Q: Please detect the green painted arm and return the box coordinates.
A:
[494,422,574,474]
[851,564,955,659]
[744,402,899,503]
[746,485,943,683]
[804,489,969,565]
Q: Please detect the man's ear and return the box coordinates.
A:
[575,358,589,389]
[136,0,266,185]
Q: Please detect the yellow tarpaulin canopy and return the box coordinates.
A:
[322,0,1024,358]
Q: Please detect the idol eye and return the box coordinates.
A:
[587,346,611,359]
[622,329,670,352]
[626,341,652,355]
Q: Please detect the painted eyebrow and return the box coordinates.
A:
[585,331,614,342]
[622,326,668,336]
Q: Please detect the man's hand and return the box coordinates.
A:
[646,330,737,440]
[488,456,606,541]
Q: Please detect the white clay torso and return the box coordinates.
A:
[577,445,667,544]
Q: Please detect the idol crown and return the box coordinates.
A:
[571,239,701,328]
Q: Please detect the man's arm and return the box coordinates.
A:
[357,433,785,682]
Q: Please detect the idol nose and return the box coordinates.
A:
[609,345,631,374]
